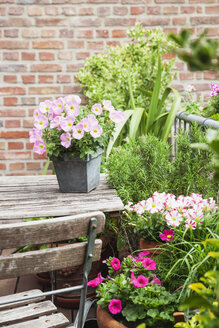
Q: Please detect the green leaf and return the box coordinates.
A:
[147,308,159,318]
[129,107,146,139]
[42,158,50,175]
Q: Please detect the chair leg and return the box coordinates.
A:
[14,276,20,293]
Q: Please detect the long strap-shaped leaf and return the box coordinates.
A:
[161,88,181,142]
[129,107,146,140]
[106,109,133,159]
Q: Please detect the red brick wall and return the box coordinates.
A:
[0,0,218,176]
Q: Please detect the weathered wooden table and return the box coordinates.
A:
[0,174,124,223]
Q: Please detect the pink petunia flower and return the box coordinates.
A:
[60,132,71,148]
[29,128,43,143]
[138,251,150,257]
[131,272,149,288]
[34,115,48,130]
[90,124,103,138]
[53,98,65,115]
[80,118,91,132]
[102,100,114,112]
[150,275,162,286]
[109,110,125,124]
[110,257,121,271]
[72,123,84,140]
[33,140,46,155]
[87,114,98,128]
[142,257,156,271]
[91,103,103,116]
[159,229,174,241]
[65,100,80,117]
[39,100,52,114]
[108,299,122,315]
[60,116,75,132]
[87,272,104,288]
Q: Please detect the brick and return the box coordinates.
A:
[79,7,94,15]
[107,40,121,46]
[163,27,178,34]
[96,29,109,38]
[156,0,184,2]
[4,75,17,83]
[22,52,35,60]
[39,52,55,60]
[57,75,71,83]
[191,16,219,24]
[27,162,41,170]
[10,162,25,170]
[63,85,81,94]
[0,41,29,49]
[0,64,26,72]
[204,71,218,79]
[189,0,217,3]
[193,83,210,91]
[0,109,25,117]
[87,41,104,50]
[4,97,18,106]
[58,51,72,60]
[38,75,54,83]
[5,120,21,128]
[36,18,67,26]
[45,6,60,15]
[112,29,126,37]
[197,6,203,13]
[206,5,219,13]
[197,27,219,36]
[67,63,84,72]
[76,52,90,60]
[0,163,6,170]
[0,87,25,95]
[8,142,24,150]
[3,52,19,60]
[0,151,31,160]
[33,152,47,160]
[0,18,31,26]
[139,17,170,26]
[31,64,62,72]
[23,118,34,128]
[179,72,194,80]
[27,6,43,16]
[181,6,195,13]
[147,6,160,14]
[97,7,111,16]
[113,6,128,15]
[4,29,19,37]
[0,8,6,15]
[22,97,36,105]
[163,6,178,14]
[22,75,35,83]
[70,17,102,26]
[173,17,187,25]
[131,6,145,14]
[68,40,84,48]
[22,29,40,38]
[77,29,93,38]
[59,29,74,38]
[41,29,57,38]
[105,18,136,26]
[33,41,64,49]
[62,7,77,15]
[0,131,29,138]
[29,86,61,94]
[8,6,24,15]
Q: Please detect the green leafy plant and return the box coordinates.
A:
[88,254,178,327]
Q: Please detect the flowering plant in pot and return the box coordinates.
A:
[29,95,124,192]
[123,192,218,254]
[88,253,179,328]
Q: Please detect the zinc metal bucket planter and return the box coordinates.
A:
[51,149,103,193]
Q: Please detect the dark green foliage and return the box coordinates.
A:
[170,125,218,199]
[106,135,171,204]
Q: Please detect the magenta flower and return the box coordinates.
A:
[110,257,121,271]
[91,103,103,115]
[60,132,71,148]
[108,299,122,315]
[109,110,125,123]
[159,229,174,241]
[131,272,149,288]
[142,258,156,271]
[151,275,162,286]
[33,140,46,155]
[87,272,104,288]
[90,124,103,138]
[139,251,150,257]
[72,123,84,140]
[34,115,48,130]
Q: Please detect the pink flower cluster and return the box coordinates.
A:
[125,192,217,230]
[29,96,125,155]
[209,83,219,97]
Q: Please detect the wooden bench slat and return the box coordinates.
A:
[0,289,45,310]
[0,212,105,249]
[0,300,57,325]
[0,240,102,279]
[5,313,70,328]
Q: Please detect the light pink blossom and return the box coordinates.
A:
[53,98,64,115]
[72,123,84,140]
[60,132,71,148]
[64,94,81,104]
[33,140,46,155]
[29,128,43,143]
[91,103,103,116]
[88,114,98,128]
[109,110,125,123]
[65,100,80,117]
[60,116,75,132]
[131,272,149,288]
[80,118,91,132]
[87,272,104,288]
[34,115,48,130]
[90,124,103,138]
[102,100,114,112]
[108,299,122,315]
[39,100,52,114]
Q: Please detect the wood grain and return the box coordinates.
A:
[5,313,69,328]
[0,289,45,310]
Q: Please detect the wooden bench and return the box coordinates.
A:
[0,211,105,327]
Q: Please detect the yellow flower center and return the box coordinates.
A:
[167,235,172,239]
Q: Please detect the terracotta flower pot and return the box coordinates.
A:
[97,305,127,328]
[139,238,164,256]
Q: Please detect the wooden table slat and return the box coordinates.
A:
[0,289,45,311]
[5,313,70,328]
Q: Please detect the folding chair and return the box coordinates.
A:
[0,211,105,327]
